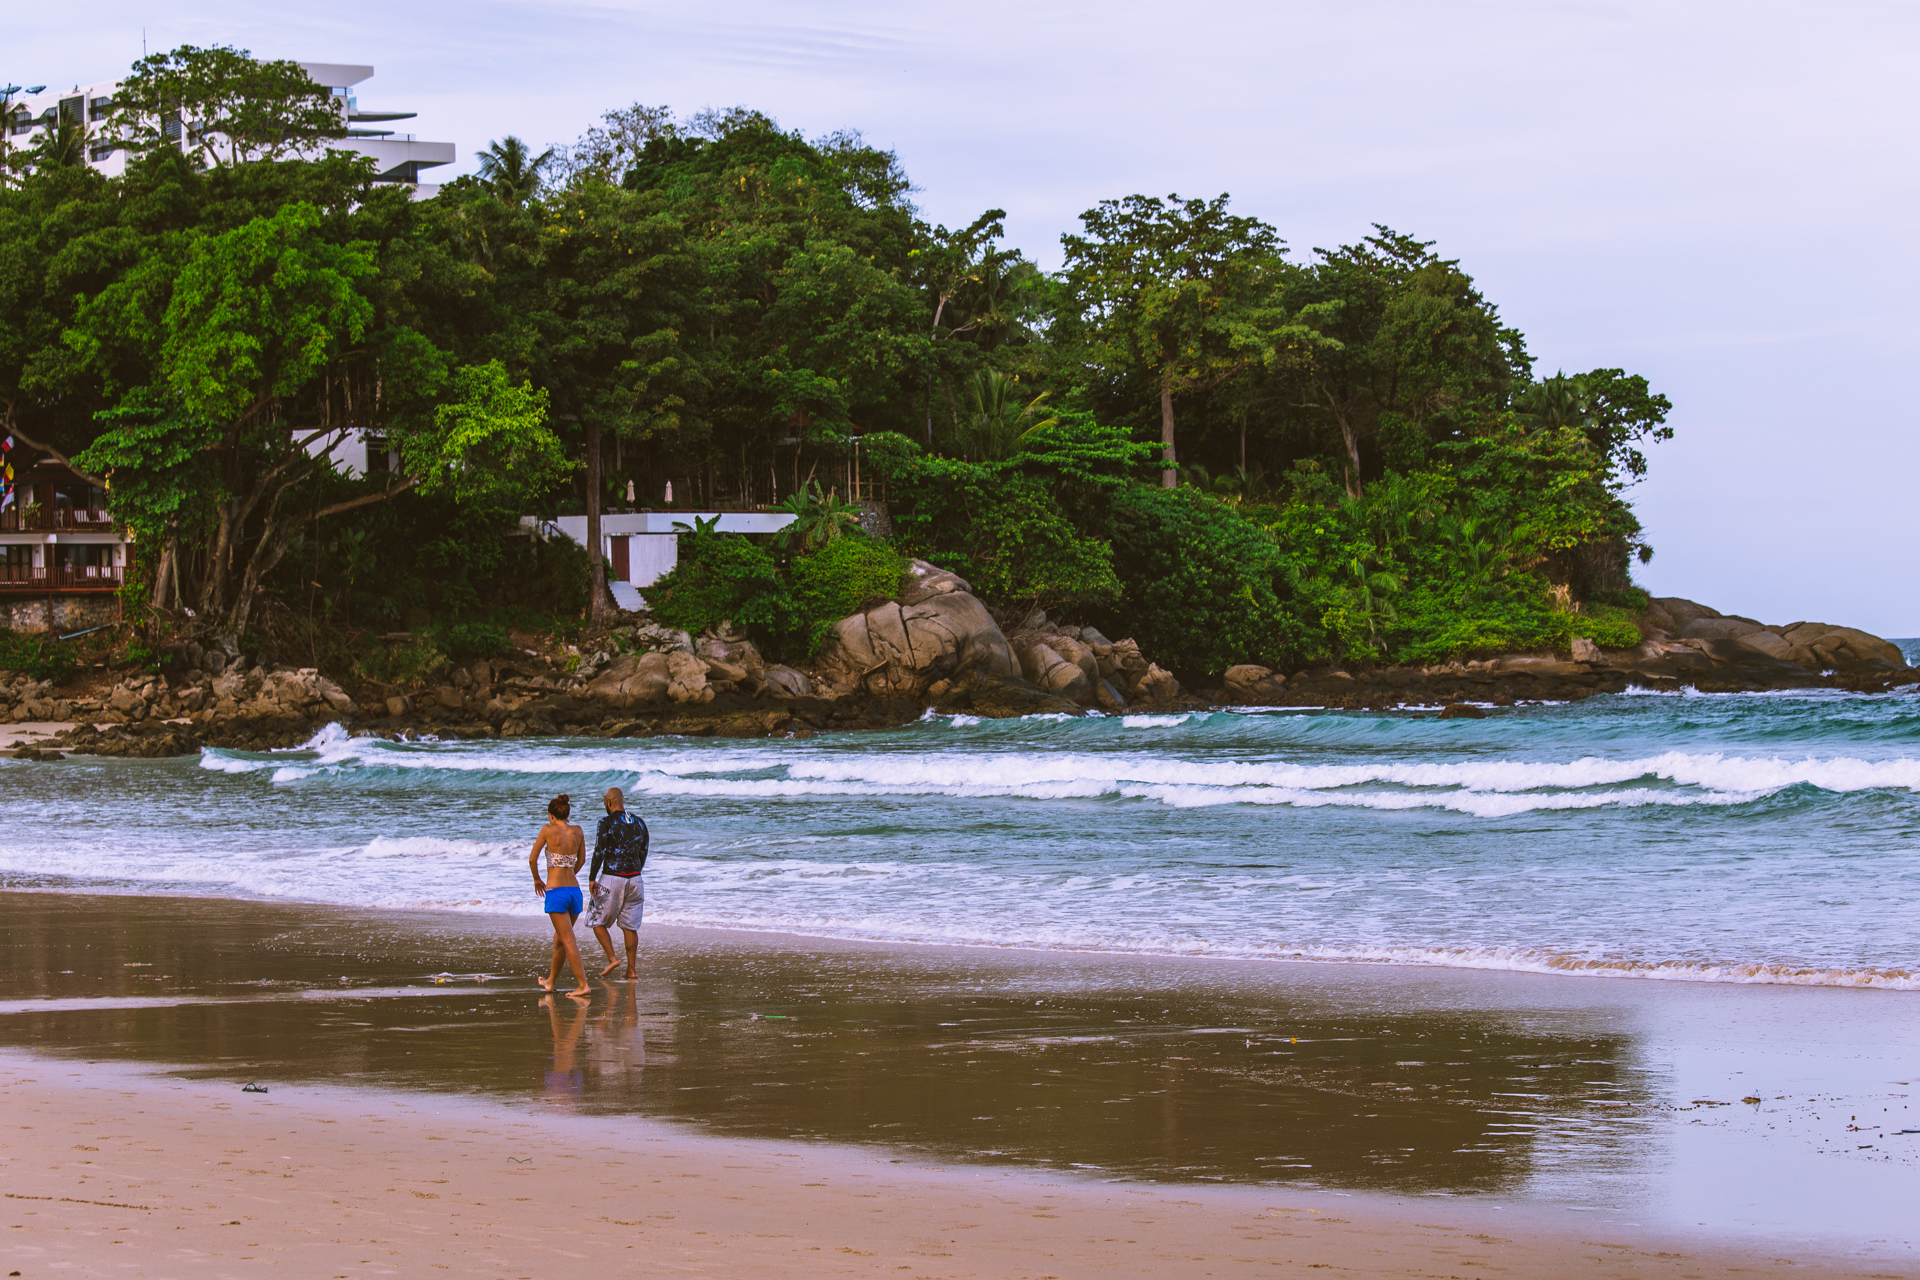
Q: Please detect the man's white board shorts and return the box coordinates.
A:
[588,875,644,931]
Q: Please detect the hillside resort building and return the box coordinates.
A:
[2,61,456,195]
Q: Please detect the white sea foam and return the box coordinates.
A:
[197,737,1920,814]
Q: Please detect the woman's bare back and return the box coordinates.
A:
[533,820,586,888]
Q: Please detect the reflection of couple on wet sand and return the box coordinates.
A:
[528,787,650,997]
[539,976,643,1103]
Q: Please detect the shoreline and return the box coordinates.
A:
[19,875,1920,995]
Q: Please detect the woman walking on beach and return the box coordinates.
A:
[529,794,592,999]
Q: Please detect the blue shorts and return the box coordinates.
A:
[543,886,584,919]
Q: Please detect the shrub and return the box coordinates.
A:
[353,631,451,689]
[0,631,78,681]
[1093,486,1317,675]
[963,478,1121,617]
[646,520,800,654]
[443,621,511,660]
[791,536,907,655]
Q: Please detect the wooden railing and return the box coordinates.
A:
[0,564,125,592]
[0,507,115,532]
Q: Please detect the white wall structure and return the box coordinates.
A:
[1,62,455,194]
[535,512,798,594]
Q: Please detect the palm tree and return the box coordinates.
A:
[476,136,554,204]
[25,116,88,173]
[1514,373,1596,444]
[957,371,1056,461]
[771,482,863,554]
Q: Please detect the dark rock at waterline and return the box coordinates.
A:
[1437,703,1487,719]
[58,721,201,758]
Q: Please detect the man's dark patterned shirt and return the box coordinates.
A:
[591,811,649,879]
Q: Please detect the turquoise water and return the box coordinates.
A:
[7,683,1920,989]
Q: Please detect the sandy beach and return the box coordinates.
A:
[2,892,1916,1277]
[6,1050,1906,1280]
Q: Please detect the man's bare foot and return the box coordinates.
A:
[599,957,623,977]
[537,976,555,992]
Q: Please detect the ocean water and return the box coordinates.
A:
[8,680,1920,991]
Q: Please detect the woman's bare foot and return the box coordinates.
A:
[598,957,623,977]
[537,976,555,992]
[567,985,593,1000]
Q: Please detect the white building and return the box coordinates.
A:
[528,512,798,611]
[2,62,455,195]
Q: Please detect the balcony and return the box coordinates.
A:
[0,507,115,533]
[0,564,125,593]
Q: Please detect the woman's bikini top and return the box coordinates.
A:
[548,848,580,871]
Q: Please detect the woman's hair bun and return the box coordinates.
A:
[549,793,571,817]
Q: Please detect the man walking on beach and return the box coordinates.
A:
[587,787,649,979]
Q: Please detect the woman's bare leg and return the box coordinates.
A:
[541,914,568,991]
[557,923,591,998]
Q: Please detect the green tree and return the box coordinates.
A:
[516,180,695,623]
[401,360,572,513]
[108,45,344,167]
[70,201,389,632]
[1059,194,1289,488]
[1278,228,1530,495]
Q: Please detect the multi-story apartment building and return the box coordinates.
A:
[2,61,455,195]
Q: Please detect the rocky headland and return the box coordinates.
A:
[8,563,1914,759]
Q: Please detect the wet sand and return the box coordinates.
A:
[1,892,1916,1276]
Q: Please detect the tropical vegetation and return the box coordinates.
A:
[0,44,1674,681]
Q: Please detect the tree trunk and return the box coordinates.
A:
[1338,415,1363,499]
[586,419,611,625]
[1159,365,1178,489]
[1318,385,1364,499]
[151,538,176,612]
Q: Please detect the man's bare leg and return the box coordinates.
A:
[621,927,639,979]
[592,924,622,976]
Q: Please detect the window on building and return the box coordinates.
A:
[58,96,83,127]
[88,96,114,121]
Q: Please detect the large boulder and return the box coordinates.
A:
[1648,597,1721,630]
[762,664,814,698]
[1135,663,1183,704]
[1011,638,1092,700]
[813,561,1018,698]
[1224,663,1289,703]
[585,651,715,706]
[1778,622,1905,669]
[1677,616,1766,641]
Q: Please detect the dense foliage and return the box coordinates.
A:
[0,44,1676,678]
[647,519,905,661]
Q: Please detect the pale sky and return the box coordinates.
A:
[16,0,1919,634]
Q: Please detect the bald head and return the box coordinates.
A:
[604,787,624,813]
